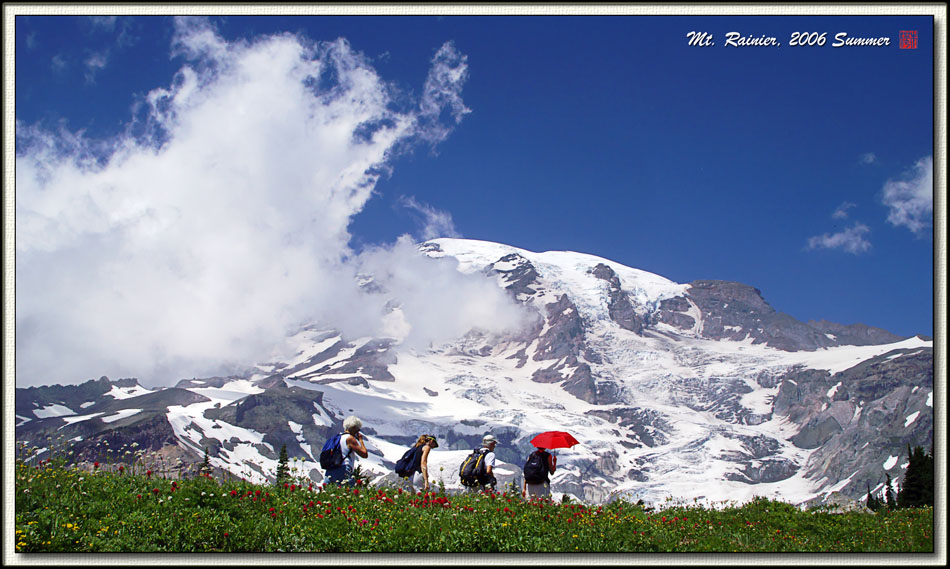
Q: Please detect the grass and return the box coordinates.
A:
[13,456,934,554]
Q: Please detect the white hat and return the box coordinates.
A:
[482,434,499,446]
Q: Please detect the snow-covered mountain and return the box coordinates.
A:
[15,238,934,507]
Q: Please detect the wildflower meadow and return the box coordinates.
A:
[14,451,934,555]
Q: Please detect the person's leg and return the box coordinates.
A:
[324,465,345,485]
[412,471,425,492]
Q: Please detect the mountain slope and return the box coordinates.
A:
[14,238,933,506]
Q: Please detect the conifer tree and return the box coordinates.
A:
[884,473,896,510]
[276,444,290,483]
[866,483,880,512]
[922,444,935,505]
[898,444,934,508]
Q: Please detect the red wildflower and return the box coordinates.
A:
[93,462,100,469]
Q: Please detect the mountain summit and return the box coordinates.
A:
[15,238,932,506]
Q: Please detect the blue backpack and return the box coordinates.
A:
[319,433,350,470]
[395,445,422,478]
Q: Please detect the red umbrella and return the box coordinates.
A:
[530,431,579,449]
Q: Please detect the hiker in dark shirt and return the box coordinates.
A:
[403,434,439,493]
[522,447,556,499]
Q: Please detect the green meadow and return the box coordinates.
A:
[13,455,934,554]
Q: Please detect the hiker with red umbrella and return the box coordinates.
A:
[522,431,579,499]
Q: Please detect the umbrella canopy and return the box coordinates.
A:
[530,431,579,449]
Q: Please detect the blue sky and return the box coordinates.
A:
[11,9,938,386]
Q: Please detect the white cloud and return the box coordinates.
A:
[50,53,68,74]
[79,17,138,82]
[832,202,856,220]
[400,195,461,240]
[806,223,872,255]
[88,16,118,31]
[882,156,933,236]
[416,42,472,147]
[859,152,876,165]
[352,236,531,351]
[15,18,488,387]
[84,51,109,83]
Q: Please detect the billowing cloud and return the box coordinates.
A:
[15,17,524,387]
[349,236,530,350]
[400,195,461,240]
[806,223,872,254]
[882,156,933,236]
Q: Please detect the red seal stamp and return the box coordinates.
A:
[899,30,918,49]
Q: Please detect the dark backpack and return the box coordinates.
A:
[458,447,489,487]
[319,433,350,470]
[523,450,551,484]
[394,445,422,478]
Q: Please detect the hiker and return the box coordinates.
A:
[396,434,439,493]
[460,434,499,492]
[323,415,369,486]
[522,446,556,499]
